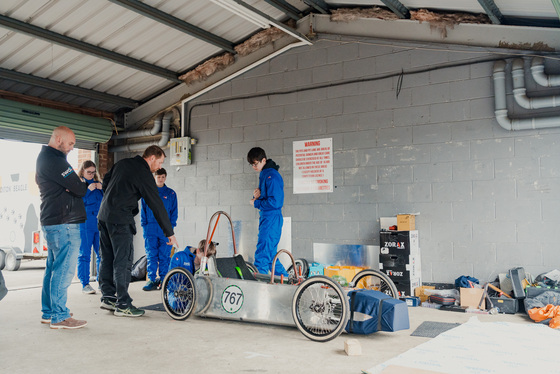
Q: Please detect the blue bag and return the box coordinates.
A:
[345,289,410,334]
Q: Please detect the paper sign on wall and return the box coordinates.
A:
[293,138,333,194]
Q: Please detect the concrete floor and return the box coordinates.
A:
[0,260,533,374]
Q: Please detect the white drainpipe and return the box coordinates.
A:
[112,114,163,140]
[109,108,177,153]
[493,60,560,131]
[511,59,560,109]
[531,57,560,87]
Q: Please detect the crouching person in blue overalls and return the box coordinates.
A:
[141,168,177,291]
[168,240,217,274]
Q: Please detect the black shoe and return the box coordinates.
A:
[100,299,117,311]
[114,305,145,317]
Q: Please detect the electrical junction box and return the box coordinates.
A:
[169,137,192,166]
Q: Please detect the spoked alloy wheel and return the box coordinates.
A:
[350,269,398,298]
[292,275,349,342]
[161,267,196,321]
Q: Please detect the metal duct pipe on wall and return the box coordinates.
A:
[109,108,178,152]
[511,59,560,109]
[531,57,560,87]
[112,115,163,140]
[493,60,560,131]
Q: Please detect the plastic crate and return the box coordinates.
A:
[324,266,367,285]
[308,262,325,276]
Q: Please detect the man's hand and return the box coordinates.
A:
[250,198,255,206]
[167,235,179,248]
[253,188,261,199]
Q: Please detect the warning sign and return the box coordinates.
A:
[293,138,333,194]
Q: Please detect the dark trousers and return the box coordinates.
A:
[98,220,136,308]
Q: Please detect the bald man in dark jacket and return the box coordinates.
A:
[36,126,88,329]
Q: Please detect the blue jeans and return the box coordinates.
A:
[41,224,81,324]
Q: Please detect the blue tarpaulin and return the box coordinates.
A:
[346,289,409,334]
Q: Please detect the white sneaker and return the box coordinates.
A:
[82,284,96,294]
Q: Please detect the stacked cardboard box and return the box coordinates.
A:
[379,230,421,297]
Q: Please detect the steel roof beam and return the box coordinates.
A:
[0,15,180,83]
[477,0,504,24]
[0,68,138,108]
[380,0,410,19]
[108,0,236,53]
[302,0,330,14]
[264,0,303,20]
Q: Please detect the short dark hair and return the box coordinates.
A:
[143,145,166,159]
[247,147,266,164]
[155,168,167,176]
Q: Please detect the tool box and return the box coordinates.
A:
[489,296,518,314]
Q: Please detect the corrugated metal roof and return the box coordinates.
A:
[0,0,558,132]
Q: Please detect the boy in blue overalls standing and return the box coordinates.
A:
[247,147,288,276]
[141,168,177,291]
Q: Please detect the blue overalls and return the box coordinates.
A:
[253,162,288,276]
[141,184,177,282]
[77,178,103,287]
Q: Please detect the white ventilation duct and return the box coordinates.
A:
[493,60,560,131]
[109,108,178,152]
[531,57,560,87]
[112,115,163,140]
[511,59,560,109]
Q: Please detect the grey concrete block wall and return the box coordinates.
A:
[157,38,560,283]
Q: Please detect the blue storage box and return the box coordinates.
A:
[308,262,325,276]
[346,289,410,334]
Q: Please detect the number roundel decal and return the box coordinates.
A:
[221,285,244,314]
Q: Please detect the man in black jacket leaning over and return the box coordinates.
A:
[98,145,179,317]
[36,126,88,329]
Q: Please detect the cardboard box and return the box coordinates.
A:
[392,277,421,297]
[380,230,419,255]
[415,285,435,303]
[460,287,486,309]
[397,214,416,230]
[379,254,421,280]
[380,217,398,231]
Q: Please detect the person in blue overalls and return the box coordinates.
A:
[247,147,288,276]
[141,168,177,291]
[77,160,103,295]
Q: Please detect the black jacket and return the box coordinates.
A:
[98,155,174,237]
[35,146,87,226]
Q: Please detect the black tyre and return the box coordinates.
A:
[292,275,349,342]
[287,258,309,279]
[350,269,398,298]
[161,267,196,321]
[4,251,20,271]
